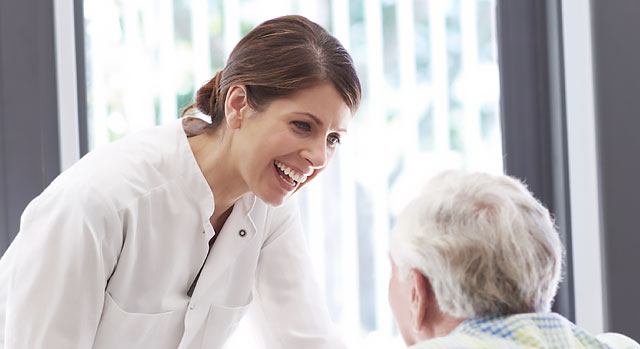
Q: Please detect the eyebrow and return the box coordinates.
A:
[294,112,348,134]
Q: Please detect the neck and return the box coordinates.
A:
[187,128,248,226]
[431,316,464,338]
[414,312,465,344]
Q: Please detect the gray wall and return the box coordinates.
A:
[497,0,574,320]
[0,0,60,252]
[591,0,640,338]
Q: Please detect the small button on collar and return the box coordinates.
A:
[239,229,246,237]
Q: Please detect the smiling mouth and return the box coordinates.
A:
[274,160,308,187]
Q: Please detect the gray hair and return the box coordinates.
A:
[389,170,564,318]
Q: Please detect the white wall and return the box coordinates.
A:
[53,0,81,170]
[561,0,605,334]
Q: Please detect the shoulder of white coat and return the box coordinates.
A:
[46,122,184,211]
[19,163,121,233]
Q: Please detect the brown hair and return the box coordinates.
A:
[182,15,361,128]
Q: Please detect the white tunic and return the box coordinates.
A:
[0,119,344,348]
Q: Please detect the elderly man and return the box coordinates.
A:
[388,170,639,348]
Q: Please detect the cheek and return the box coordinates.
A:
[388,275,406,316]
[249,133,286,163]
[389,275,416,343]
[266,130,301,154]
[326,148,337,162]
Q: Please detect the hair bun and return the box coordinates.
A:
[195,70,223,116]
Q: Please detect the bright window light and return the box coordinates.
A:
[83,0,502,347]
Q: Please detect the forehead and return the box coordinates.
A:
[267,83,352,130]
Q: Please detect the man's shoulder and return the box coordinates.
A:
[411,313,617,349]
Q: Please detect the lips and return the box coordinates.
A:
[274,163,296,187]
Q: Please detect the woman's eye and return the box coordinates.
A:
[327,134,341,146]
[292,121,311,132]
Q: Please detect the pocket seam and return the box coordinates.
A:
[105,291,176,317]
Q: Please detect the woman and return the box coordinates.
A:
[0,15,361,348]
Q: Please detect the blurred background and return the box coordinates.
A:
[81,0,502,346]
[90,0,499,345]
[1,0,639,346]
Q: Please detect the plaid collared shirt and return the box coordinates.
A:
[411,312,610,348]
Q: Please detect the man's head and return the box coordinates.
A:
[388,170,564,345]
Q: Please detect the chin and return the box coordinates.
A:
[257,192,290,207]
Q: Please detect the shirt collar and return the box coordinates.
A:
[175,118,215,220]
[176,118,258,220]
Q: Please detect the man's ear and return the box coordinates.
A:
[224,84,249,129]
[409,268,431,332]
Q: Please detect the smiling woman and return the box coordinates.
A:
[186,82,352,210]
[0,15,360,348]
[226,83,351,205]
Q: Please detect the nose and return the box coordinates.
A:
[302,138,328,169]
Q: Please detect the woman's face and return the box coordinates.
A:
[233,83,351,206]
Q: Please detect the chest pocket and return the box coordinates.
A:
[200,293,253,348]
[93,292,184,349]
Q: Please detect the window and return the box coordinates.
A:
[83,0,502,346]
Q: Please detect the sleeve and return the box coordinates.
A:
[3,184,123,348]
[596,333,640,349]
[250,198,347,349]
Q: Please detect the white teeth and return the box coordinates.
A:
[274,160,308,184]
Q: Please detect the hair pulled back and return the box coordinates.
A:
[183,15,361,128]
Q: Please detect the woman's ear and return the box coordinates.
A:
[409,269,431,332]
[224,84,249,129]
